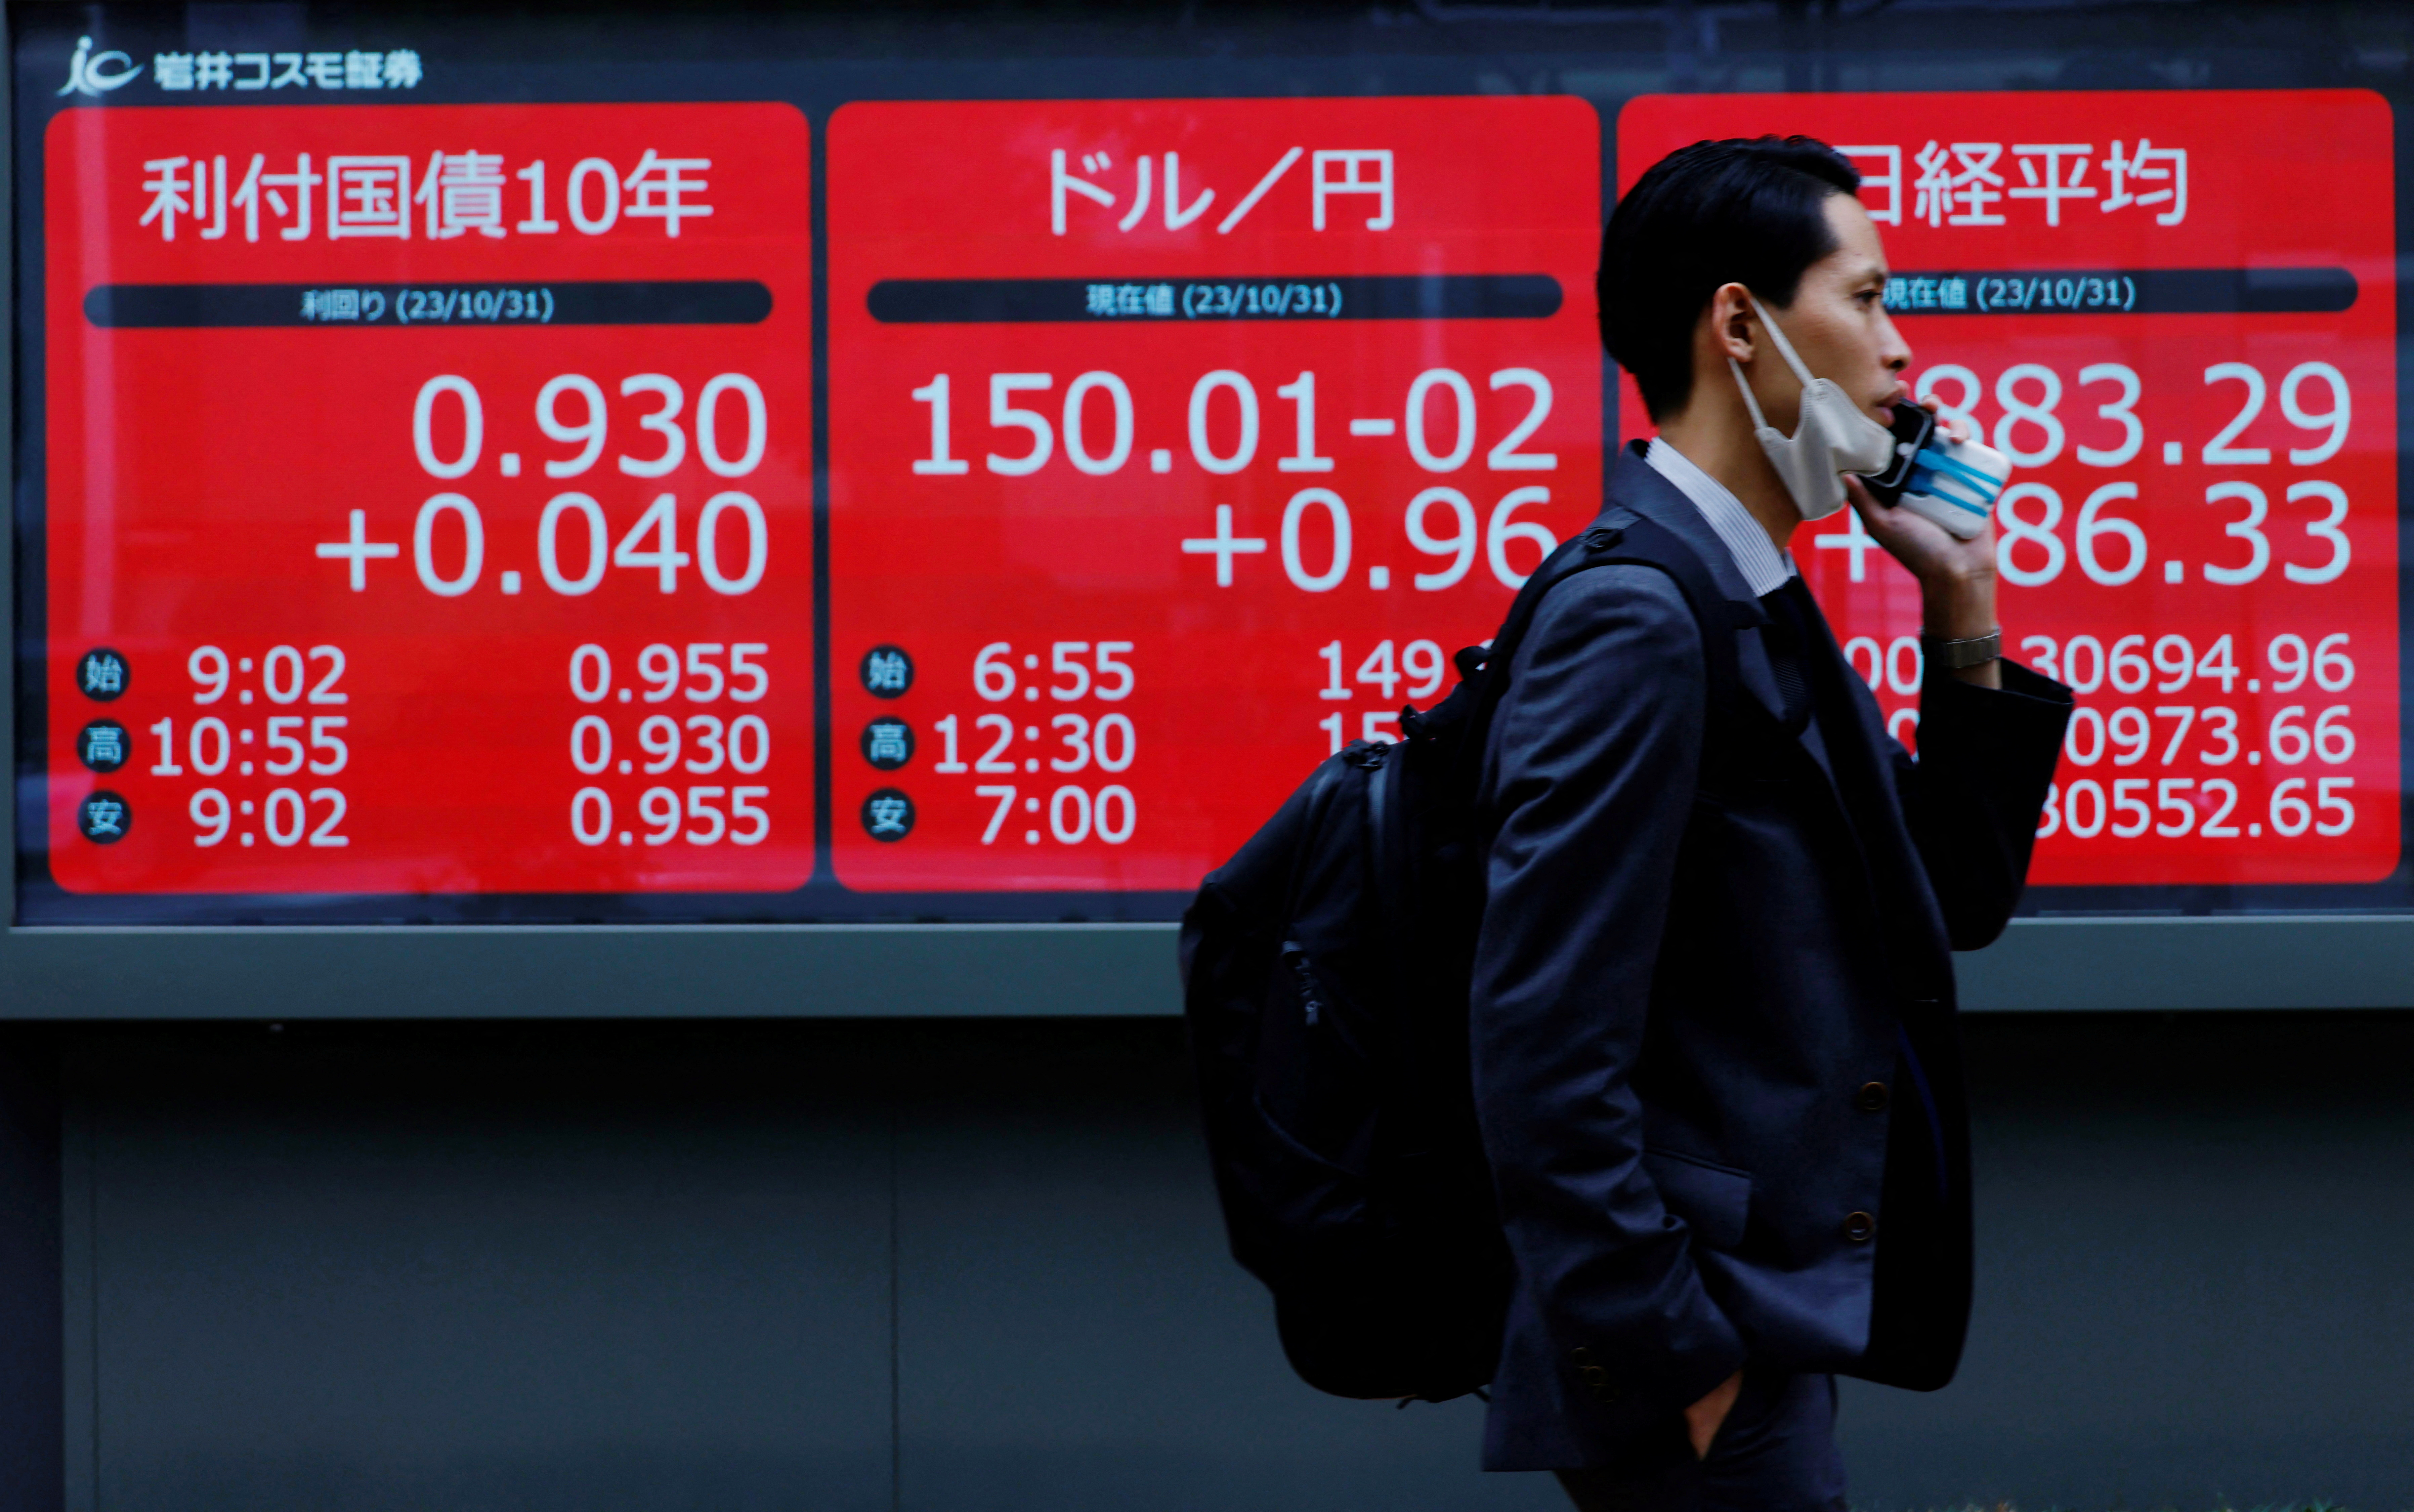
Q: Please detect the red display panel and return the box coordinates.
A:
[45,102,814,892]
[1621,91,2397,885]
[828,96,1602,890]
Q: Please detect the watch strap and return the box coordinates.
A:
[1923,629,2002,671]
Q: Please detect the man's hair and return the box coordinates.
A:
[1599,136,1861,423]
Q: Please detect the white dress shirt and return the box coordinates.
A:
[1644,437,1796,597]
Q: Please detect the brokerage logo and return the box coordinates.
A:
[58,37,426,99]
[58,35,141,97]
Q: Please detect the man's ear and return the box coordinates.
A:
[1707,283,1757,364]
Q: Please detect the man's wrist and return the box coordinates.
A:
[1920,567,1998,641]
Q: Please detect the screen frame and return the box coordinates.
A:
[7,9,2414,1016]
[7,917,2414,1018]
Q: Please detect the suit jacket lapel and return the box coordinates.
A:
[1607,447,1938,994]
[1783,579,1939,947]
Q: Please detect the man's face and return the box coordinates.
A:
[1757,193,1910,428]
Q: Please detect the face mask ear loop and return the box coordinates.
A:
[1728,356,1774,432]
[1745,294,1819,389]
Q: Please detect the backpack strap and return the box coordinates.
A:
[1442,512,1767,797]
[1587,512,1764,732]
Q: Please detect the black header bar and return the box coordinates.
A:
[1886,267,2356,316]
[867,274,1562,323]
[83,281,774,328]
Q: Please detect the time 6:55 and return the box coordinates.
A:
[973,641,1135,702]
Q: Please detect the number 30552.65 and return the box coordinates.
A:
[2039,774,2354,841]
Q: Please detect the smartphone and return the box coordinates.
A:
[1861,402,2012,540]
[1855,402,1936,505]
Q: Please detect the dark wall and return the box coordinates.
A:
[25,1012,2414,1511]
[0,1040,60,1512]
[1851,1014,2414,1510]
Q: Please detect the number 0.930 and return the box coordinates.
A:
[424,373,767,482]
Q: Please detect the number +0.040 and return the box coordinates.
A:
[389,374,773,598]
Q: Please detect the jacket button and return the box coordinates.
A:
[1856,1081,1890,1112]
[1569,1347,1619,1403]
[1843,1211,1877,1243]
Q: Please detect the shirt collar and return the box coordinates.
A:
[1644,437,1797,597]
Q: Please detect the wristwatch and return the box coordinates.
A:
[1923,629,2002,671]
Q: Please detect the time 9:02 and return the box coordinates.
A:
[190,645,347,705]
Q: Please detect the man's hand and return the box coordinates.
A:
[1684,1369,1744,1460]
[1844,403,2001,687]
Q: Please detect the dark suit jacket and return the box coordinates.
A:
[1470,445,2071,1470]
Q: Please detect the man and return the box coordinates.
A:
[1469,136,2072,1509]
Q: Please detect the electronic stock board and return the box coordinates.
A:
[11,9,2410,989]
[1625,92,2398,894]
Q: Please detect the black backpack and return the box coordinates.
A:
[1177,510,1756,1403]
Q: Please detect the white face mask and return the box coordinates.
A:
[1727,294,1897,522]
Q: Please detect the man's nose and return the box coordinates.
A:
[1878,312,1911,373]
